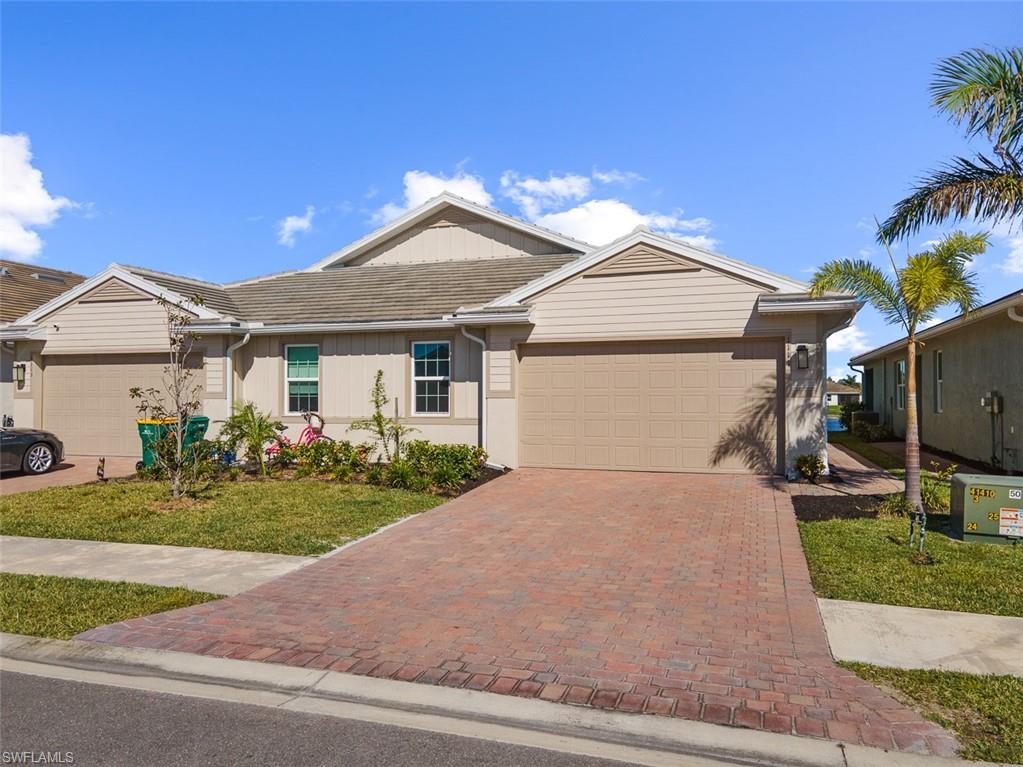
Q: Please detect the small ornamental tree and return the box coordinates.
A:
[129,295,204,499]
[348,370,417,462]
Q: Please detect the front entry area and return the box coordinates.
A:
[517,339,782,473]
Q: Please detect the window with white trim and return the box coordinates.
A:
[895,359,906,411]
[285,345,319,414]
[934,350,943,413]
[412,341,450,415]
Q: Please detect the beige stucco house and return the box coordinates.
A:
[850,290,1023,473]
[0,195,859,476]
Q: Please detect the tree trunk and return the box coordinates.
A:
[904,339,923,513]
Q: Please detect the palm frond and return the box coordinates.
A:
[878,154,1023,241]
[810,259,907,329]
[931,47,1023,153]
[899,234,985,328]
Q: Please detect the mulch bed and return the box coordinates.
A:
[791,493,884,522]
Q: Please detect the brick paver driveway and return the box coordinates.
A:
[80,470,955,755]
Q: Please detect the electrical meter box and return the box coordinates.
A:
[950,473,1023,545]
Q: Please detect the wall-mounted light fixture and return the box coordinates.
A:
[796,345,809,370]
[13,363,26,389]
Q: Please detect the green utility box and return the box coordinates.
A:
[950,473,1023,545]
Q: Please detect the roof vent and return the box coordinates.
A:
[31,272,66,284]
[0,267,10,278]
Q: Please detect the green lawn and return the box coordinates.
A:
[842,663,1023,764]
[827,405,842,416]
[0,573,220,640]
[799,515,1023,616]
[0,480,444,556]
[827,430,904,470]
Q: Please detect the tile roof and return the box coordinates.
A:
[827,380,860,394]
[122,266,244,318]
[0,260,86,323]
[226,255,580,323]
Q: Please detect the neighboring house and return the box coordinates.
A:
[0,194,858,475]
[826,379,861,407]
[0,260,86,426]
[851,290,1023,473]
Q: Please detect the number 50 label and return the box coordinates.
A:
[1010,489,1022,500]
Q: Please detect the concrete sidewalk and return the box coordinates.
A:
[0,633,989,767]
[0,536,313,595]
[820,599,1023,677]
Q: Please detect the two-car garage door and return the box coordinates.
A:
[518,340,782,474]
[42,355,173,456]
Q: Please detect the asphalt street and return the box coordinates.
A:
[0,672,632,767]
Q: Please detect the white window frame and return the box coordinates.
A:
[411,340,451,416]
[895,359,906,411]
[934,350,943,413]
[284,343,320,415]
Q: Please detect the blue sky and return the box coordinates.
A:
[2,2,1021,379]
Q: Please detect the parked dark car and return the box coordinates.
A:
[0,428,64,474]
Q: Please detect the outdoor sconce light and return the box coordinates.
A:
[796,345,809,370]
[13,363,26,389]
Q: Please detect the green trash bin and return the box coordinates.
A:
[136,415,210,470]
[136,418,176,469]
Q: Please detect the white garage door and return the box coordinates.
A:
[518,340,782,474]
[42,354,187,457]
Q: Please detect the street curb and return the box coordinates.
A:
[0,633,985,767]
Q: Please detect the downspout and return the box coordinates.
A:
[1008,305,1023,323]
[459,326,487,455]
[224,332,251,410]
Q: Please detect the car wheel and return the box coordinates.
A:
[23,442,55,474]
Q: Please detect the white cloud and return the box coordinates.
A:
[992,222,1023,274]
[373,170,491,224]
[0,134,74,261]
[920,315,946,329]
[277,205,315,247]
[592,168,645,186]
[500,171,590,219]
[827,323,871,355]
[535,198,716,248]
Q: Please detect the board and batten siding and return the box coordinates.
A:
[344,209,567,267]
[236,331,482,445]
[38,296,180,354]
[526,269,784,340]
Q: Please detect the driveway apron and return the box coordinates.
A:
[78,469,956,756]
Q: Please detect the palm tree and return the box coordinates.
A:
[810,231,987,546]
[879,47,1023,242]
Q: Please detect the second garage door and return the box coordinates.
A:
[42,354,187,456]
[518,339,782,474]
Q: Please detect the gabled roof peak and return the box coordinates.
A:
[304,193,592,271]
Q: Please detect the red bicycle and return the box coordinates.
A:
[266,411,333,457]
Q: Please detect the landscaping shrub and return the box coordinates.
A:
[852,421,894,442]
[403,441,487,485]
[922,461,956,514]
[218,403,283,477]
[795,453,826,483]
[839,401,865,431]
[875,493,913,518]
[382,459,430,492]
[290,440,371,478]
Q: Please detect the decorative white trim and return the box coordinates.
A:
[757,296,862,315]
[303,193,590,272]
[486,228,809,308]
[411,339,451,416]
[283,343,320,415]
[14,265,223,325]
